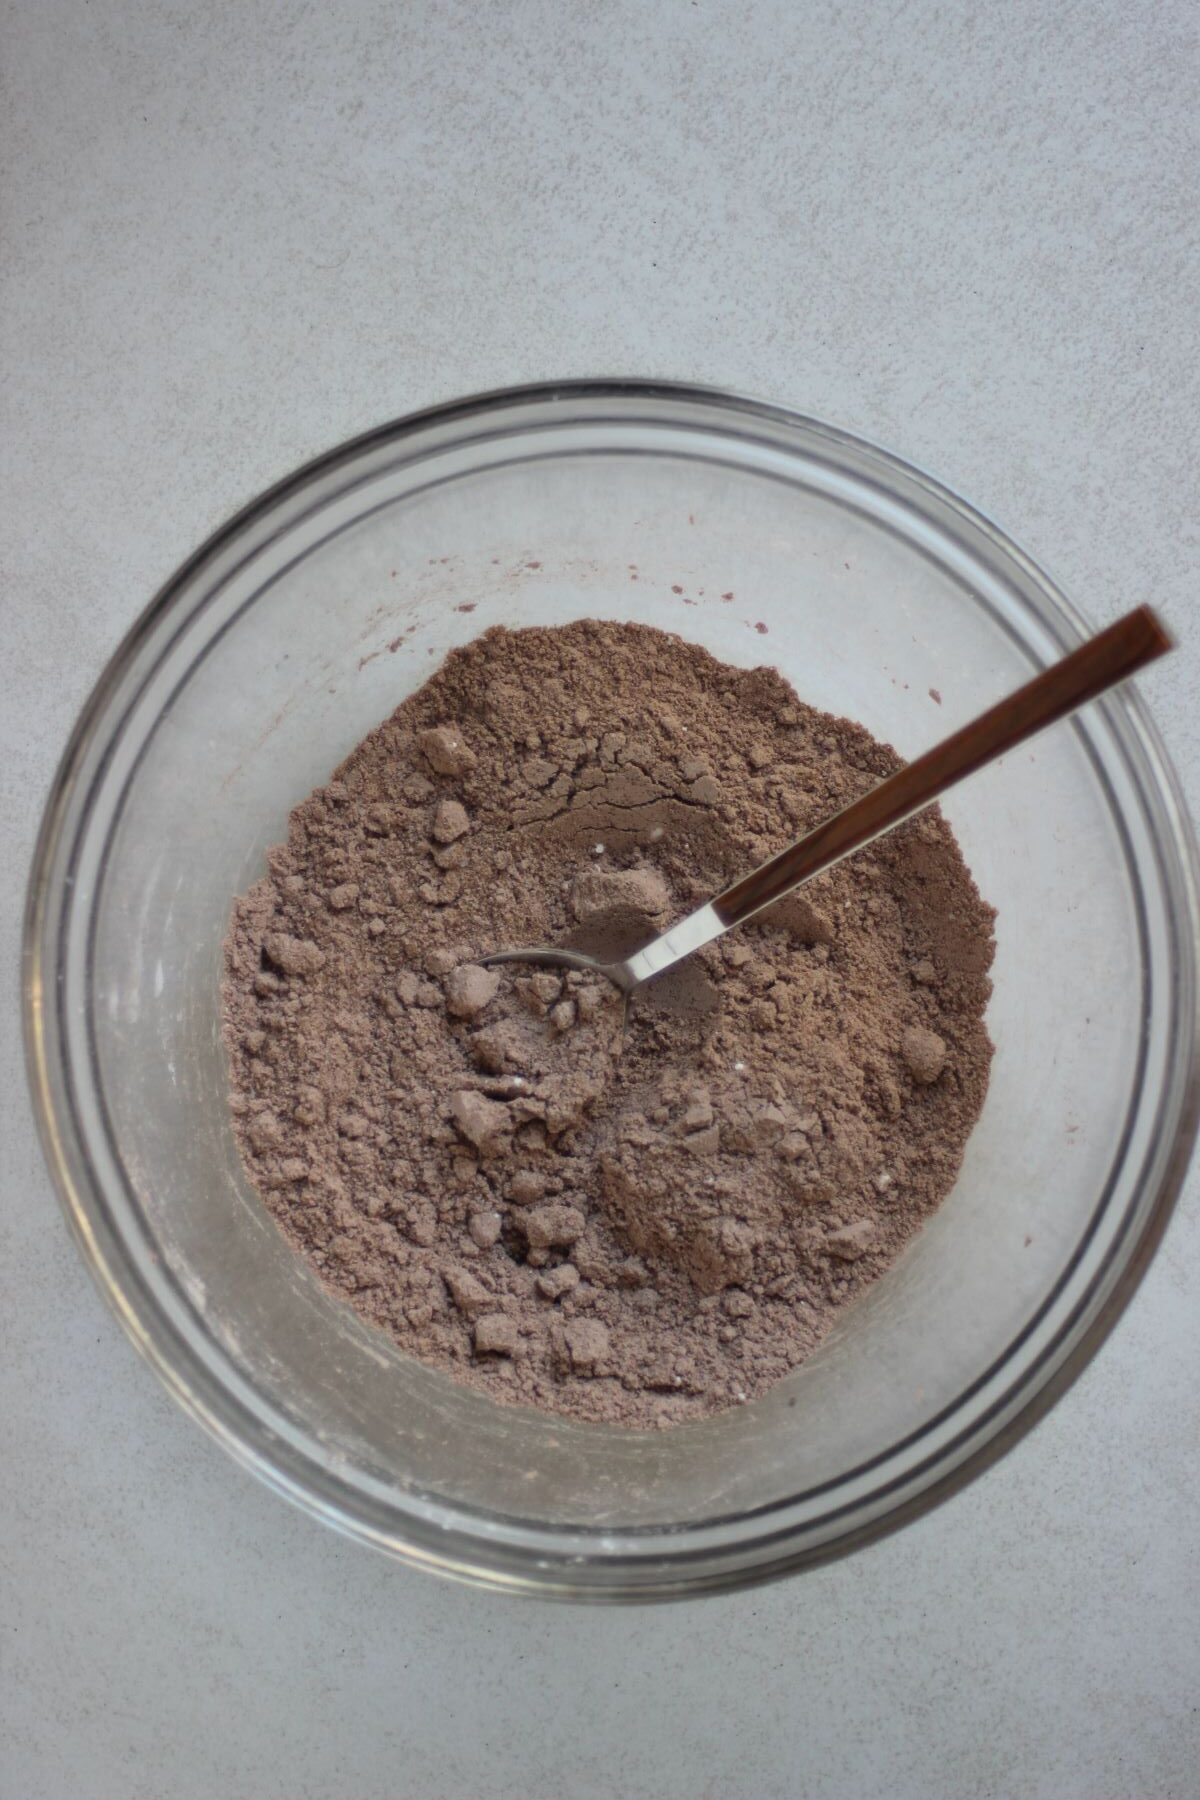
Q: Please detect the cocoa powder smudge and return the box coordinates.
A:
[222,622,995,1429]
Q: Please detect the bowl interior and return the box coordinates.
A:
[36,391,1194,1586]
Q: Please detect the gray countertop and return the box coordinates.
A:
[3,3,1197,1795]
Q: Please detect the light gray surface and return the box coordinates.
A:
[3,2,1198,1795]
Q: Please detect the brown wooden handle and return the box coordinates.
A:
[714,604,1173,929]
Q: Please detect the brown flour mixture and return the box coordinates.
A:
[223,622,994,1428]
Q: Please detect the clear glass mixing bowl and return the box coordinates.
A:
[24,382,1200,1599]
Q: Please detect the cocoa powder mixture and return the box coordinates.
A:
[223,621,995,1428]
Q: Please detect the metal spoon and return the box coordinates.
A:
[483,605,1172,996]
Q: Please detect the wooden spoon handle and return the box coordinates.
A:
[714,605,1173,931]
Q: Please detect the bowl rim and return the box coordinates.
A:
[23,377,1200,1600]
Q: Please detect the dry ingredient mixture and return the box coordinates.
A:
[223,622,995,1428]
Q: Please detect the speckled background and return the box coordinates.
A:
[2,3,1197,1796]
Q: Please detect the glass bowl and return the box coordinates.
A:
[24,381,1200,1600]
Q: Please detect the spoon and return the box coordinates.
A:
[483,605,1172,996]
